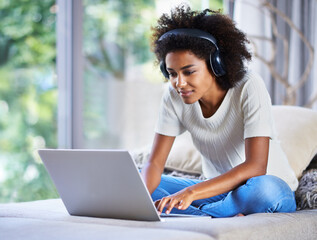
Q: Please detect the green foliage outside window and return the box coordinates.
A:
[0,0,58,202]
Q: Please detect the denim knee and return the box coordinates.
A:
[245,175,296,213]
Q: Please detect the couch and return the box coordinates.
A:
[1,105,317,240]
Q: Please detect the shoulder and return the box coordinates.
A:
[233,70,271,105]
[236,70,267,91]
[236,71,275,138]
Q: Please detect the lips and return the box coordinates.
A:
[178,90,194,97]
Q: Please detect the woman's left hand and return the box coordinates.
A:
[154,187,195,214]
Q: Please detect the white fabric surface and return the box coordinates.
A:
[1,217,213,240]
[272,105,317,178]
[1,199,317,240]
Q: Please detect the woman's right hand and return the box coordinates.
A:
[155,186,195,214]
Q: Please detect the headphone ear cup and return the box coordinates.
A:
[160,61,170,79]
[210,51,226,77]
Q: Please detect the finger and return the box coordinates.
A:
[154,199,161,208]
[166,198,179,214]
[154,199,163,213]
[178,200,192,210]
[157,197,170,214]
[177,200,183,209]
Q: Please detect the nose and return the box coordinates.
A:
[176,75,187,88]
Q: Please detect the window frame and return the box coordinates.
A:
[57,0,84,148]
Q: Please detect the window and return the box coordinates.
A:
[0,0,58,202]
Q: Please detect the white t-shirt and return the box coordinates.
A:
[155,71,298,191]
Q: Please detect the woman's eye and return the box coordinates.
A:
[184,70,195,76]
[168,72,177,78]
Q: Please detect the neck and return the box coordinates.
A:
[199,87,227,118]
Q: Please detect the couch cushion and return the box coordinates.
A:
[164,131,202,174]
[1,217,214,240]
[1,199,317,240]
[272,106,317,178]
[131,131,202,175]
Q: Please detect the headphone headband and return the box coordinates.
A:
[158,28,219,50]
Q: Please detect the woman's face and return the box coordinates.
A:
[165,50,216,105]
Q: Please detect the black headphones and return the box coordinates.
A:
[158,28,226,78]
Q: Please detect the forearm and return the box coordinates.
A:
[141,133,176,195]
[141,161,163,195]
[188,161,266,201]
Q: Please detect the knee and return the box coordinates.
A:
[248,175,291,196]
[246,175,296,213]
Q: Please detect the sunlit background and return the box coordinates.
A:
[0,0,58,202]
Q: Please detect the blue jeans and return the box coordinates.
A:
[151,174,296,217]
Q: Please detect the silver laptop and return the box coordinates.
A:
[38,149,204,221]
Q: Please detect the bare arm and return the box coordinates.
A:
[141,133,175,195]
[156,136,270,214]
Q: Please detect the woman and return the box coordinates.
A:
[141,5,297,217]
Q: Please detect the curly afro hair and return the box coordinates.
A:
[151,5,252,90]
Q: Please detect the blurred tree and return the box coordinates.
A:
[83,0,156,79]
[0,0,58,202]
[0,0,56,67]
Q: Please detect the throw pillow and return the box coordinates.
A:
[272,106,317,179]
[131,131,202,175]
[295,169,317,210]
